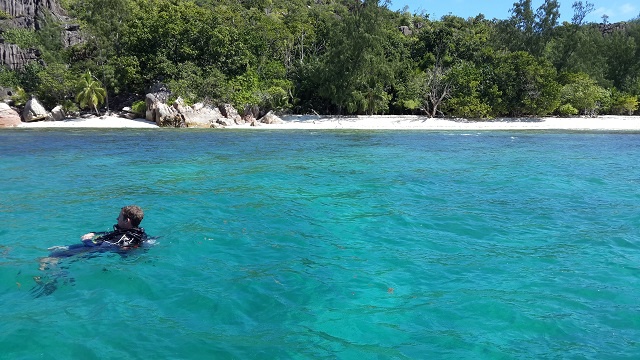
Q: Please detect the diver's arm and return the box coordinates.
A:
[80,231,109,246]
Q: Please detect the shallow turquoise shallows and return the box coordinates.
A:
[1,129,639,359]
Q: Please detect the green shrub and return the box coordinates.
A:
[0,10,11,20]
[131,100,146,116]
[610,93,639,115]
[260,86,289,111]
[560,73,609,116]
[62,99,79,114]
[557,103,578,116]
[11,87,28,106]
[0,67,20,88]
[3,29,40,48]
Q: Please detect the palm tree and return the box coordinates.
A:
[75,71,106,115]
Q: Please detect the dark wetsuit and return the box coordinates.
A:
[89,225,147,248]
[47,225,147,258]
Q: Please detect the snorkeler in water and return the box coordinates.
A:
[80,205,147,249]
[31,205,153,297]
[34,206,150,297]
[42,205,148,262]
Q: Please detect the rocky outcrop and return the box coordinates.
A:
[144,91,255,128]
[0,0,65,30]
[599,22,627,35]
[22,97,48,122]
[0,0,83,68]
[180,103,225,128]
[242,104,259,123]
[144,88,183,127]
[219,103,242,124]
[62,23,83,47]
[0,44,42,70]
[0,102,21,127]
[398,26,412,36]
[154,102,183,127]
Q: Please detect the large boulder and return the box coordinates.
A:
[242,104,259,123]
[154,103,183,127]
[49,105,66,121]
[145,84,172,122]
[169,98,229,128]
[216,117,236,127]
[22,97,48,122]
[0,103,21,127]
[259,111,284,124]
[182,104,225,128]
[219,103,242,124]
[398,26,412,36]
[172,97,187,113]
[145,93,160,122]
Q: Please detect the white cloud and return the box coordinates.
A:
[589,3,638,22]
[590,6,612,21]
[619,3,637,16]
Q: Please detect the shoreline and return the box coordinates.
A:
[9,114,640,131]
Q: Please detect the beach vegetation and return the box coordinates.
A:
[491,51,560,116]
[392,70,424,113]
[0,0,638,118]
[62,99,79,114]
[610,91,639,115]
[560,72,609,116]
[443,61,497,118]
[557,103,579,116]
[131,100,146,116]
[10,87,29,107]
[33,64,76,109]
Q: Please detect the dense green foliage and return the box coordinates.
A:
[1,0,639,117]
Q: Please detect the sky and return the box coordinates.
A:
[389,0,639,23]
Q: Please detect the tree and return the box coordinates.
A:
[511,0,535,51]
[415,15,493,68]
[603,30,638,91]
[422,63,451,117]
[559,72,609,116]
[491,51,560,116]
[571,1,594,26]
[33,64,75,109]
[546,1,595,72]
[443,61,497,118]
[316,0,396,114]
[609,90,638,115]
[75,71,106,115]
[497,0,560,56]
[534,0,560,55]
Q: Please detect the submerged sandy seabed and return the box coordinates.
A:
[13,114,640,131]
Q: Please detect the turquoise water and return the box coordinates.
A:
[1,129,639,359]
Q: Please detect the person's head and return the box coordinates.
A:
[117,205,144,229]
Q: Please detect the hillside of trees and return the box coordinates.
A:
[0,0,638,118]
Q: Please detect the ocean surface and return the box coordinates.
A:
[1,129,639,359]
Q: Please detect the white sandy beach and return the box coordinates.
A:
[16,116,159,128]
[14,114,640,131]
